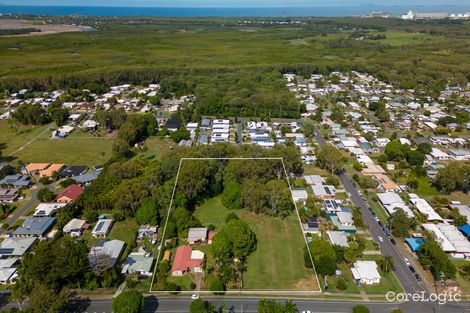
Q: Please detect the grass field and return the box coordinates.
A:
[453,260,470,296]
[193,196,231,230]
[0,121,114,166]
[109,218,139,261]
[236,210,318,291]
[193,195,319,291]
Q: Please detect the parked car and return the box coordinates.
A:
[415,274,422,282]
[191,294,199,300]
[409,266,416,273]
[390,238,396,245]
[404,258,411,266]
[378,236,384,243]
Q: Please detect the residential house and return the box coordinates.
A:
[449,149,470,161]
[73,171,99,185]
[57,165,88,179]
[408,194,442,222]
[0,237,37,258]
[327,231,349,247]
[56,184,84,203]
[171,245,205,276]
[92,219,113,238]
[33,203,66,217]
[12,217,56,237]
[291,189,308,204]
[121,252,154,277]
[0,258,20,284]
[311,185,336,199]
[24,163,49,175]
[377,192,414,218]
[137,225,158,243]
[0,188,20,203]
[351,261,381,285]
[89,239,126,268]
[422,223,470,259]
[39,164,65,178]
[63,218,88,237]
[187,228,208,245]
[304,175,325,186]
[430,148,450,161]
[0,175,31,188]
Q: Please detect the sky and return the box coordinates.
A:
[1,0,469,7]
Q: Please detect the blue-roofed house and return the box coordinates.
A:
[12,217,56,238]
[459,224,470,239]
[0,175,31,187]
[405,237,425,253]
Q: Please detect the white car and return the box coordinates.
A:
[378,236,384,243]
[191,294,199,300]
[404,258,411,266]
[302,311,312,313]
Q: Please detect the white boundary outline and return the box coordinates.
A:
[149,157,321,295]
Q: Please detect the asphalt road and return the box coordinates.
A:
[312,128,426,297]
[56,297,470,313]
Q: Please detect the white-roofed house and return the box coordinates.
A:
[377,192,414,218]
[327,231,349,247]
[63,218,88,237]
[408,194,442,222]
[291,189,308,204]
[92,219,113,238]
[33,203,67,217]
[351,260,381,285]
[304,175,325,186]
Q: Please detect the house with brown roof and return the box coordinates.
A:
[56,184,84,203]
[171,245,204,276]
[24,163,49,174]
[39,164,65,178]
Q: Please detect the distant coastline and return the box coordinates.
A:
[0,4,470,17]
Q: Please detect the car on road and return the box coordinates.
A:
[301,311,312,313]
[390,238,396,245]
[404,258,411,266]
[378,236,384,243]
[191,294,199,300]
[415,274,422,282]
[409,266,416,273]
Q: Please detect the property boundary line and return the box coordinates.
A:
[149,157,321,294]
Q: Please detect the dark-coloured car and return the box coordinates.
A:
[415,274,422,282]
[390,238,396,245]
[409,266,416,273]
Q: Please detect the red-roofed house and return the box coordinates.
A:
[56,184,84,204]
[171,245,204,276]
[208,231,217,244]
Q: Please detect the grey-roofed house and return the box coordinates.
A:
[197,134,209,145]
[73,171,99,185]
[291,189,308,203]
[92,219,113,238]
[121,252,155,277]
[304,175,326,186]
[12,217,56,237]
[0,175,31,187]
[327,231,349,247]
[187,228,208,245]
[311,185,336,199]
[63,218,88,237]
[0,188,20,203]
[200,118,212,130]
[58,165,88,179]
[0,237,37,258]
[89,239,125,268]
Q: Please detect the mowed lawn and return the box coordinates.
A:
[0,121,114,166]
[193,196,318,291]
[238,211,319,291]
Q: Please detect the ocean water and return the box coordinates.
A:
[0,5,470,17]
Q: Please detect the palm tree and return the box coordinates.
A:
[284,300,297,313]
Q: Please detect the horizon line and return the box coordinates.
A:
[0,3,467,9]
